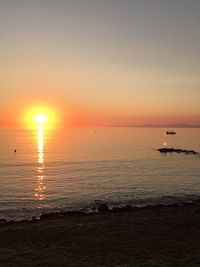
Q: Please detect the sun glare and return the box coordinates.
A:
[34,114,47,125]
[24,105,58,129]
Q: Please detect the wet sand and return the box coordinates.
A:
[1,203,200,267]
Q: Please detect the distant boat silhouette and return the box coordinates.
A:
[166,131,176,135]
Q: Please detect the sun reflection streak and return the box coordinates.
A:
[38,126,44,163]
[35,125,46,200]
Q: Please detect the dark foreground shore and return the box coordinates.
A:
[1,203,200,267]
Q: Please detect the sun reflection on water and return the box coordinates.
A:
[35,125,46,200]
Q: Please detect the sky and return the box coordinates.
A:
[1,0,200,127]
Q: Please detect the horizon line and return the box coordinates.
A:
[1,124,200,130]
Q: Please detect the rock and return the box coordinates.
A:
[158,148,199,155]
[97,204,109,212]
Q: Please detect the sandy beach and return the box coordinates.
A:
[0,203,200,267]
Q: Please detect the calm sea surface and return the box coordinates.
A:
[0,127,200,219]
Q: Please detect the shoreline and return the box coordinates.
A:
[0,200,199,224]
[1,202,200,266]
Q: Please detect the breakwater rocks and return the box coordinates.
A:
[158,148,199,155]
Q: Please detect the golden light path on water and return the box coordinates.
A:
[35,125,46,200]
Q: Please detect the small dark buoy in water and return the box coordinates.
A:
[14,149,17,153]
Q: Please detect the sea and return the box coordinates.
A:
[0,127,200,220]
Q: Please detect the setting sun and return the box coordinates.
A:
[34,114,47,125]
[23,105,59,129]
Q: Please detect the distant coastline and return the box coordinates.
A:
[108,124,200,128]
[1,124,200,130]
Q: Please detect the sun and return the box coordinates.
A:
[24,105,59,129]
[34,113,47,125]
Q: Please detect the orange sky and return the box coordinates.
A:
[1,1,200,128]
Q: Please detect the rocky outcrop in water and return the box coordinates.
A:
[158,148,199,155]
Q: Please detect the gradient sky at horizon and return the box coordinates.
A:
[1,0,200,127]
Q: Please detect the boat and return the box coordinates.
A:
[166,131,176,135]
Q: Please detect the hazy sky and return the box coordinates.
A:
[1,0,200,127]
